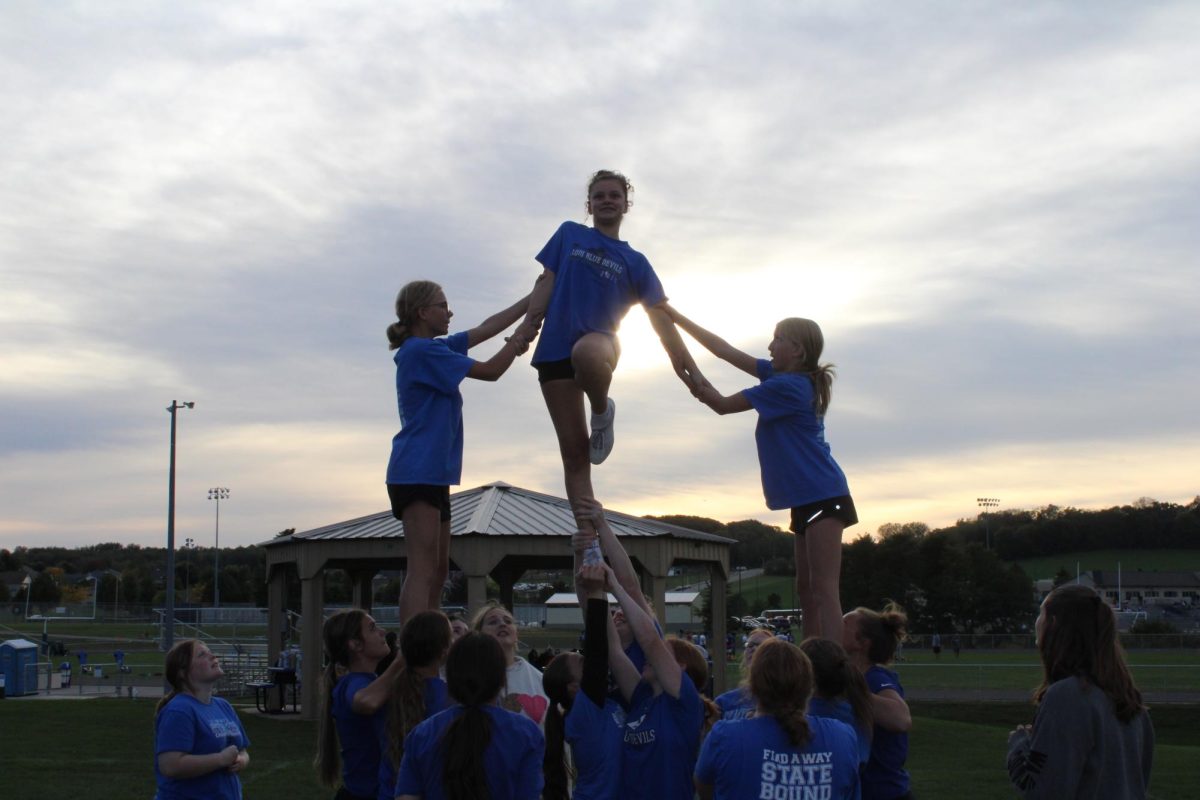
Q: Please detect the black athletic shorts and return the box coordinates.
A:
[387,483,451,522]
[790,495,858,534]
[535,358,575,384]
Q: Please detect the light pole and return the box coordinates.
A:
[165,400,194,652]
[184,538,195,603]
[208,487,229,609]
[977,497,1000,550]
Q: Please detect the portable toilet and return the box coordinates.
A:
[0,638,40,696]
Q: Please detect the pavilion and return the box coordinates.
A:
[262,481,735,719]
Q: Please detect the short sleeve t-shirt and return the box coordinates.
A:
[714,687,755,721]
[808,695,871,767]
[332,672,383,799]
[386,331,474,485]
[566,692,626,800]
[154,693,249,800]
[695,714,860,800]
[532,221,667,364]
[395,705,544,800]
[863,665,910,799]
[377,676,450,800]
[741,359,849,509]
[620,677,704,800]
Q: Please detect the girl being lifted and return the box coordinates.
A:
[519,170,706,520]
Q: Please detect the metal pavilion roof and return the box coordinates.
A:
[266,481,734,546]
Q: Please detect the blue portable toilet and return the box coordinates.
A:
[1,638,40,696]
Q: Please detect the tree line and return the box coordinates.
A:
[4,496,1196,633]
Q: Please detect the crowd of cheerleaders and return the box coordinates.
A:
[150,171,1154,800]
[151,579,1154,800]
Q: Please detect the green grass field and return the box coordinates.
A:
[2,698,1195,799]
[1016,548,1200,580]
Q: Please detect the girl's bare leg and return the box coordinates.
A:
[427,518,451,611]
[571,332,619,415]
[541,379,595,519]
[793,534,818,639]
[399,501,442,625]
[805,517,846,641]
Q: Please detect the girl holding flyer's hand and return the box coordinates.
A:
[666,305,856,641]
[385,281,531,624]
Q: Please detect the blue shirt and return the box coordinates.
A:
[333,672,384,799]
[742,359,849,510]
[532,221,667,363]
[809,696,871,769]
[695,714,860,800]
[566,692,626,800]
[154,693,249,800]
[378,676,449,800]
[620,677,704,800]
[714,687,755,721]
[863,666,910,800]
[386,331,473,485]
[395,704,544,800]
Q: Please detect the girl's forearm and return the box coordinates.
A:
[469,294,532,347]
[522,269,555,327]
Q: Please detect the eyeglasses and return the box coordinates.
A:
[423,301,449,310]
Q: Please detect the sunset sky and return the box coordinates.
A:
[3,2,1197,550]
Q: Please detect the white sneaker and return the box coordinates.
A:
[589,398,616,465]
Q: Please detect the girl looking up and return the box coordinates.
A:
[154,640,250,800]
[385,281,531,624]
[519,170,705,518]
[694,638,860,800]
[379,611,453,800]
[668,308,855,641]
[471,601,550,726]
[843,604,913,800]
[604,563,704,800]
[395,632,544,800]
[1007,585,1154,799]
[542,562,625,800]
[315,610,402,800]
[714,627,773,721]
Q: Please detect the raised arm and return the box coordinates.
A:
[606,564,682,698]
[606,594,641,702]
[576,563,612,708]
[466,293,531,348]
[646,303,707,394]
[350,654,406,715]
[663,303,758,377]
[574,497,654,621]
[521,268,555,331]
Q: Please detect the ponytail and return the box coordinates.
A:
[800,637,874,731]
[314,609,369,787]
[387,280,443,350]
[387,611,452,767]
[774,317,835,415]
[155,639,198,718]
[541,654,578,800]
[750,638,814,748]
[442,632,506,800]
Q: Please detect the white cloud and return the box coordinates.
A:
[1,1,1196,549]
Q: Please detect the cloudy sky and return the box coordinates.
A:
[3,1,1197,551]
